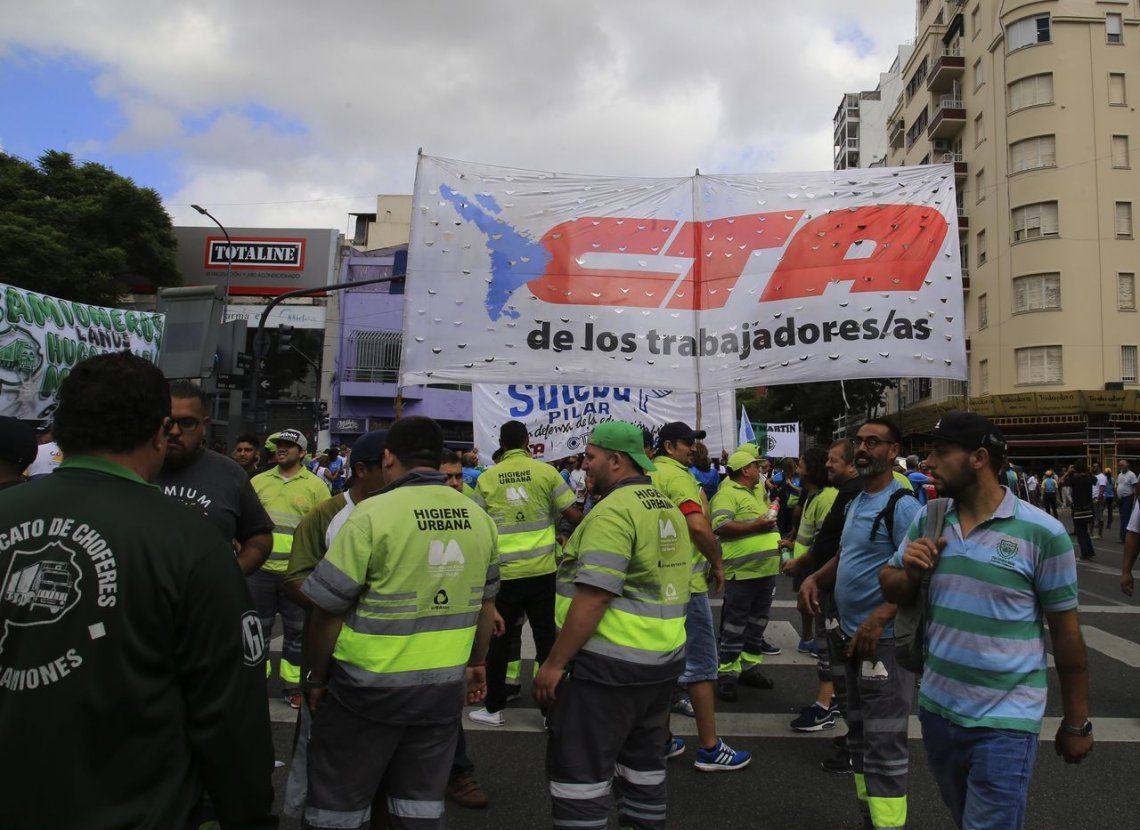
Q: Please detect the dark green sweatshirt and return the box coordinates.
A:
[0,456,276,829]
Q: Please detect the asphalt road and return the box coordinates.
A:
[268,510,1140,829]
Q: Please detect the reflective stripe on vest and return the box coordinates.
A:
[721,530,781,578]
[497,524,557,579]
[555,590,686,665]
[333,620,477,677]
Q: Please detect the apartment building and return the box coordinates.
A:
[875,0,1140,466]
[834,45,914,170]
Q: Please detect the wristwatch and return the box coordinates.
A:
[1060,719,1093,737]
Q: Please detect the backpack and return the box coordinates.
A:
[895,498,950,674]
[869,487,918,544]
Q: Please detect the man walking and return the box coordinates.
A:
[711,450,783,699]
[251,428,330,706]
[650,421,748,771]
[881,412,1092,829]
[798,419,920,829]
[0,353,275,829]
[468,420,581,726]
[536,421,691,830]
[1062,461,1096,561]
[302,416,500,830]
[1041,470,1059,518]
[158,381,274,575]
[1117,460,1137,543]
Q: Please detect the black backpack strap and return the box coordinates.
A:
[870,487,918,543]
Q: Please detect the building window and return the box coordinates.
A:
[973,58,984,91]
[974,113,985,146]
[1011,201,1060,241]
[1009,135,1056,173]
[1124,346,1138,383]
[977,229,987,265]
[346,330,402,383]
[1110,73,1127,105]
[972,5,981,39]
[979,358,989,395]
[1008,73,1054,112]
[1113,135,1131,169]
[1016,346,1063,385]
[1007,14,1051,52]
[1013,273,1061,313]
[975,169,985,202]
[1108,13,1123,45]
[1116,202,1134,238]
[978,293,988,329]
[1119,273,1136,310]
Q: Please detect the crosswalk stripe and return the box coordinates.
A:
[1080,625,1140,668]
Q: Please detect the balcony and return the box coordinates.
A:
[957,206,969,230]
[941,150,967,178]
[928,94,966,139]
[962,269,970,292]
[927,47,965,92]
[889,118,905,149]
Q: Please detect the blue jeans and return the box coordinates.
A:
[919,708,1038,830]
[679,592,718,684]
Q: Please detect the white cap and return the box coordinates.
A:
[275,428,308,452]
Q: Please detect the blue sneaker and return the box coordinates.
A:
[694,738,751,772]
[665,737,686,759]
[797,639,820,656]
[758,639,781,656]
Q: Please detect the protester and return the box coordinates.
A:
[881,412,1092,830]
[462,450,482,487]
[0,353,275,829]
[712,450,783,699]
[798,419,920,829]
[775,458,801,537]
[251,427,330,707]
[1103,467,1115,530]
[321,445,346,493]
[26,421,63,478]
[157,380,274,575]
[468,421,582,727]
[301,416,499,830]
[650,422,747,771]
[781,447,836,658]
[0,416,38,489]
[689,441,721,502]
[441,448,479,498]
[1093,465,1108,538]
[232,432,263,477]
[1042,469,1060,518]
[536,421,691,830]
[905,454,932,505]
[1062,461,1096,561]
[1026,471,1039,506]
[1117,460,1137,543]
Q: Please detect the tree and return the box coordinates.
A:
[0,150,179,305]
[739,379,897,445]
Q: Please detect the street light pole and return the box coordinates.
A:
[191,204,234,324]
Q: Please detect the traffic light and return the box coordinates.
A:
[277,325,295,354]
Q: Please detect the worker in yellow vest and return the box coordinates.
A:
[711,451,783,700]
[250,428,329,707]
[468,420,582,726]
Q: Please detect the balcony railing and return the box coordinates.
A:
[941,151,964,163]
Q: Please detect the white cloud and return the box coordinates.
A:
[1,0,916,229]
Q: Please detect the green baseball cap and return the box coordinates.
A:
[589,421,656,472]
[735,442,761,459]
[727,450,760,473]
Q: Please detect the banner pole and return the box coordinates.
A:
[692,168,703,427]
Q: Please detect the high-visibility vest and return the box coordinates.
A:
[556,477,691,685]
[308,481,500,684]
[711,478,781,579]
[793,486,838,558]
[474,449,576,580]
[650,454,709,594]
[251,467,331,573]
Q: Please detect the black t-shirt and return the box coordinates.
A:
[810,476,864,567]
[1069,472,1095,516]
[157,449,274,543]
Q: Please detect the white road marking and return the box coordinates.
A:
[1080,625,1140,668]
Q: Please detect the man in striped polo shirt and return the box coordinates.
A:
[881,412,1093,830]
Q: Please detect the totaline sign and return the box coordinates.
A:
[174,226,339,296]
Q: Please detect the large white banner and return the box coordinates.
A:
[473,384,737,466]
[0,282,165,420]
[401,156,966,393]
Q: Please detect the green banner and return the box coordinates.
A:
[0,282,164,420]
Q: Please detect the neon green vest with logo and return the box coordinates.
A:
[649,455,710,594]
[793,486,838,558]
[711,478,781,579]
[252,467,331,572]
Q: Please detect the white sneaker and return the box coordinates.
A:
[467,707,505,727]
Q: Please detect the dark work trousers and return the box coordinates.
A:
[822,593,849,717]
[451,723,474,780]
[844,640,914,830]
[547,675,673,830]
[716,575,776,675]
[1073,517,1095,559]
[305,694,457,830]
[248,568,305,688]
[486,572,557,713]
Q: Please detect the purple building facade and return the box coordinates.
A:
[330,246,474,445]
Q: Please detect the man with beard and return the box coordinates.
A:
[232,432,264,478]
[880,412,1091,829]
[157,381,273,575]
[798,419,920,829]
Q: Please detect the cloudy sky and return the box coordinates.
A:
[1,1,916,233]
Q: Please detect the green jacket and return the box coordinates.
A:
[0,456,275,829]
[649,454,710,594]
[711,477,781,579]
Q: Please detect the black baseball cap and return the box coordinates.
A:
[350,429,389,464]
[913,411,1007,454]
[0,418,38,472]
[656,421,706,449]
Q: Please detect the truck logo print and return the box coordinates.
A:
[0,542,83,654]
[0,324,43,387]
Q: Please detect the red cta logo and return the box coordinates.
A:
[527,205,948,310]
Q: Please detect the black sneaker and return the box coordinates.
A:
[820,748,852,774]
[791,702,837,732]
[717,677,738,702]
[757,639,781,656]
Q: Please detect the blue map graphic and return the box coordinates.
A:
[439,184,552,321]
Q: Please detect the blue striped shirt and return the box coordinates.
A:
[888,488,1078,733]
